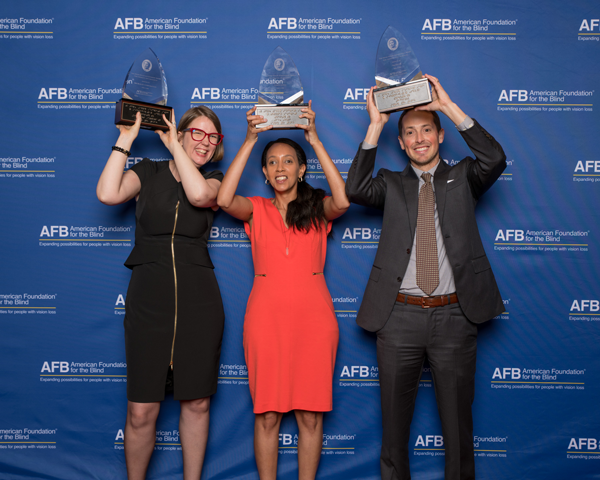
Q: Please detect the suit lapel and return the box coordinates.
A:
[433,160,450,224]
[400,166,419,239]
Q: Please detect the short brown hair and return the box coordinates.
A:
[177,105,224,162]
[398,109,441,137]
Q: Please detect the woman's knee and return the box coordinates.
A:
[127,402,160,429]
[180,397,210,416]
[256,412,282,431]
[295,411,322,433]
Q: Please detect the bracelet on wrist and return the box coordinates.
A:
[112,145,131,156]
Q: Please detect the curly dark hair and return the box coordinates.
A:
[261,138,326,233]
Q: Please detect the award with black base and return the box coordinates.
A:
[373,26,432,114]
[255,46,308,129]
[115,48,173,131]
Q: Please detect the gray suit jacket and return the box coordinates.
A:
[345,120,506,331]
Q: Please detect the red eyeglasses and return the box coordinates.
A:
[183,128,224,145]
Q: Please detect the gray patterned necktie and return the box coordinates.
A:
[416,172,439,295]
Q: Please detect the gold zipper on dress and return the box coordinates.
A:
[169,200,180,371]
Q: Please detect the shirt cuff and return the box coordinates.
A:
[455,115,475,132]
[362,141,377,150]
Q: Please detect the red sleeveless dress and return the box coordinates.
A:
[243,197,339,414]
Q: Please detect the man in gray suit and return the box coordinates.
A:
[345,74,506,480]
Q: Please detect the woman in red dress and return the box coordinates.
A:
[217,102,349,480]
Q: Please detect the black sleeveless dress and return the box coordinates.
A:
[124,159,224,402]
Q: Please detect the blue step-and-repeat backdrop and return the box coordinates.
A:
[1,1,599,479]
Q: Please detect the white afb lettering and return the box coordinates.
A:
[40,226,69,237]
[569,438,598,450]
[492,368,521,380]
[498,90,528,102]
[574,160,600,173]
[344,88,370,101]
[570,300,600,312]
[422,19,451,31]
[38,88,67,100]
[342,228,381,240]
[268,17,297,30]
[41,361,69,373]
[415,435,444,447]
[114,18,144,30]
[579,19,600,32]
[191,88,220,100]
[495,230,524,242]
[340,366,369,378]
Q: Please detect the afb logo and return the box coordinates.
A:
[342,227,381,240]
[192,88,220,100]
[579,20,600,32]
[114,18,144,30]
[115,429,124,441]
[340,365,378,378]
[422,19,451,31]
[40,226,68,237]
[38,88,67,100]
[570,300,599,312]
[416,435,444,447]
[41,361,69,373]
[495,229,524,241]
[116,295,125,307]
[498,90,528,102]
[574,160,600,173]
[279,433,298,446]
[568,438,599,450]
[344,88,370,101]
[492,368,521,380]
[268,18,298,29]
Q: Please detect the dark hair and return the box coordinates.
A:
[398,109,442,137]
[177,105,224,162]
[261,138,326,233]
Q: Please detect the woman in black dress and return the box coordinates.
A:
[97,107,225,479]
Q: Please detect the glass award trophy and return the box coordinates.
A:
[373,26,432,113]
[115,48,173,131]
[255,46,308,129]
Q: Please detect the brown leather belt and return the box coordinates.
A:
[396,292,458,309]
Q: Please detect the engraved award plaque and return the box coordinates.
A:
[115,48,173,131]
[255,46,308,129]
[373,26,432,113]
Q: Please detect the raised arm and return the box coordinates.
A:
[345,87,389,210]
[156,114,220,208]
[297,101,349,221]
[96,112,143,205]
[417,74,506,197]
[217,107,272,221]
[414,74,467,126]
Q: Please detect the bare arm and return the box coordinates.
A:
[96,112,142,205]
[297,101,349,221]
[156,114,220,208]
[217,107,272,221]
